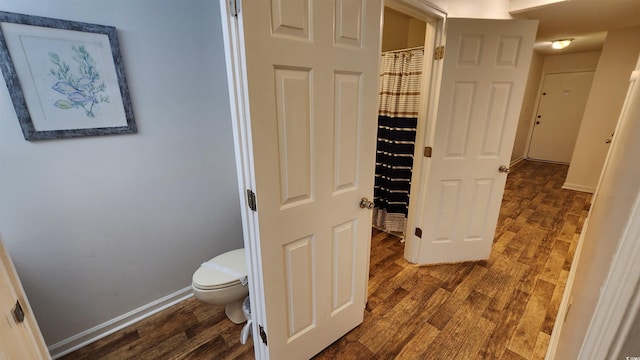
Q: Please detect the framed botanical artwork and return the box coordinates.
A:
[0,11,136,140]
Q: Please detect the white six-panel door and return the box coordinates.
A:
[527,71,595,163]
[415,18,537,264]
[234,1,382,358]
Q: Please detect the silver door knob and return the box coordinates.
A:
[499,165,510,174]
[360,197,374,210]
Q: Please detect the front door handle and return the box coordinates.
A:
[499,165,511,174]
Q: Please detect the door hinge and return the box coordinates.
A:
[415,227,423,238]
[424,146,432,158]
[247,189,257,211]
[434,46,445,60]
[564,297,573,322]
[259,324,268,345]
[13,300,25,323]
[229,0,239,17]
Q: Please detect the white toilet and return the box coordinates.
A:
[192,248,249,324]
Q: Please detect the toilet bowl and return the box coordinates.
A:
[192,248,248,324]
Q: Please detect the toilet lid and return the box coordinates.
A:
[192,248,247,290]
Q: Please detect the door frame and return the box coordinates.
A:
[219,1,447,358]
[0,234,50,359]
[218,1,268,357]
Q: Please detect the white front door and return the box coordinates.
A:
[527,71,595,163]
[224,1,382,359]
[411,18,538,264]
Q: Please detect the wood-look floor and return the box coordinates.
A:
[59,160,590,360]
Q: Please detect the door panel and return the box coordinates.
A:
[274,67,312,207]
[270,0,310,39]
[332,220,356,311]
[335,0,363,47]
[333,72,361,192]
[283,236,314,339]
[417,18,537,264]
[238,0,382,358]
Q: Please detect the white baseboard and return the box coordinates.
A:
[562,182,596,193]
[510,157,524,167]
[48,286,193,359]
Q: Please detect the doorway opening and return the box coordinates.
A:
[373,2,442,241]
[373,6,427,236]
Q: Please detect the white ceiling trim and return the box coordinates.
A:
[509,0,570,14]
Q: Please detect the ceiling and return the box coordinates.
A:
[511,0,640,55]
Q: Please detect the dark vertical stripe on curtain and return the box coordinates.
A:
[373,48,423,234]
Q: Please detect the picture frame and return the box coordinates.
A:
[0,11,136,140]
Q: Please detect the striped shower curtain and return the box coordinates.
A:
[373,48,424,234]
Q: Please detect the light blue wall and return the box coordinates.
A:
[0,0,242,345]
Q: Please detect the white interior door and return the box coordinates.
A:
[229,1,382,359]
[414,18,538,264]
[527,71,595,163]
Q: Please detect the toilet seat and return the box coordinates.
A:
[192,278,239,291]
[192,249,247,291]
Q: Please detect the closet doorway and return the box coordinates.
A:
[373,5,434,237]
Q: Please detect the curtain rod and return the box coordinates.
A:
[382,46,424,54]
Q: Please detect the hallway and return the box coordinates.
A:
[61,161,590,359]
[315,160,590,359]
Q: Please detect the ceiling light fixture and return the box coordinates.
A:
[551,39,572,49]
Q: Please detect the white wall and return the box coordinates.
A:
[564,26,640,192]
[381,7,426,51]
[407,18,427,48]
[429,0,512,18]
[512,50,544,162]
[541,51,601,74]
[0,0,242,348]
[382,8,410,51]
[553,53,640,359]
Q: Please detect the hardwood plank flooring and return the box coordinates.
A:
[59,160,590,359]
